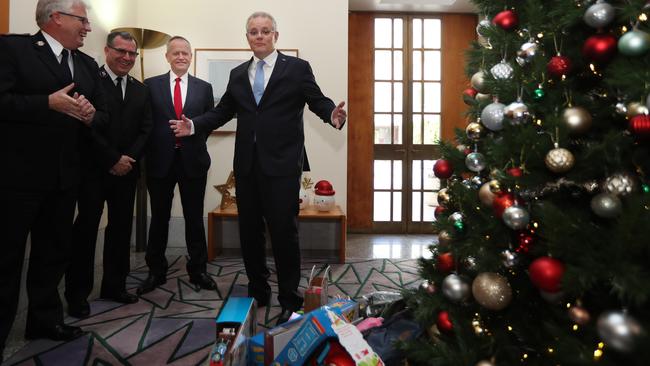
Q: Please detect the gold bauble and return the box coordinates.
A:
[478,182,497,206]
[562,106,592,134]
[568,305,591,325]
[626,101,650,118]
[545,146,575,173]
[470,70,487,93]
[488,179,502,194]
[471,272,513,311]
[466,122,484,141]
[438,230,454,247]
[475,93,491,103]
[437,188,450,206]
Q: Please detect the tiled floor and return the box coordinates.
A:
[1,233,436,362]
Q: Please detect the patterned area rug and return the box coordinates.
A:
[4,257,420,366]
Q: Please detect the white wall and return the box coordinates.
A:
[9,0,349,220]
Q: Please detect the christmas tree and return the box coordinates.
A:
[401,1,650,365]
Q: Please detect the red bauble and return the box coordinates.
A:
[547,55,572,78]
[433,159,454,179]
[529,257,565,293]
[437,252,454,273]
[507,167,523,178]
[516,231,534,253]
[492,192,520,218]
[434,205,447,220]
[582,34,618,63]
[437,311,453,333]
[492,10,518,31]
[463,88,478,104]
[629,114,650,138]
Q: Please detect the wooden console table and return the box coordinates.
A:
[207,205,346,263]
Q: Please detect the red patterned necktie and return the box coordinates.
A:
[173,77,182,148]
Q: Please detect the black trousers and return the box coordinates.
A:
[64,172,138,303]
[0,187,77,353]
[235,154,303,311]
[145,151,208,277]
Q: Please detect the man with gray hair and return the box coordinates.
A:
[0,0,106,358]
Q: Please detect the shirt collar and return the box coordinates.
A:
[103,66,125,83]
[253,49,278,68]
[170,71,189,84]
[41,30,65,58]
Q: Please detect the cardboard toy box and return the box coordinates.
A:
[303,265,331,313]
[209,297,257,366]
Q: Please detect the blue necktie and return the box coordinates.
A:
[253,60,265,105]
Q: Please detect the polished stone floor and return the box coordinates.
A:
[1,233,436,362]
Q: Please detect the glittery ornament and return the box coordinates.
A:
[618,29,650,56]
[504,100,530,125]
[438,230,453,247]
[501,249,519,268]
[479,182,497,206]
[562,106,592,134]
[583,1,616,28]
[516,41,538,65]
[503,205,530,230]
[442,274,471,303]
[472,272,512,311]
[629,114,650,137]
[481,102,506,131]
[626,102,649,117]
[603,172,638,196]
[492,9,518,31]
[529,256,565,293]
[583,34,618,63]
[463,256,477,272]
[516,231,534,253]
[597,311,644,352]
[545,145,575,173]
[466,122,484,140]
[471,71,488,93]
[466,152,487,172]
[547,55,572,78]
[568,305,591,325]
[490,60,514,80]
[591,193,623,218]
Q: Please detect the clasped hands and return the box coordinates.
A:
[109,155,136,176]
[48,83,96,125]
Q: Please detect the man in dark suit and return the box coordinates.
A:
[173,12,346,325]
[0,0,107,358]
[137,36,218,295]
[64,31,152,317]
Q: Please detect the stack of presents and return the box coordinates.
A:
[207,266,421,366]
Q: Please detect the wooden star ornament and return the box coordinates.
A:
[214,171,236,209]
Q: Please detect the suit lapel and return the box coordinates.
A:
[262,51,289,104]
[32,32,70,85]
[160,72,176,118]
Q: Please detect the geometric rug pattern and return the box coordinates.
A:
[3,257,420,366]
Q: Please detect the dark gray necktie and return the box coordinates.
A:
[115,76,123,101]
[60,49,72,81]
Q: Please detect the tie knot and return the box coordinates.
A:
[175,77,181,83]
[115,76,122,85]
[257,60,265,69]
[61,49,69,58]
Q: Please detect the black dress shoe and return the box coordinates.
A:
[276,308,294,326]
[189,273,217,291]
[25,324,85,341]
[68,300,90,318]
[101,291,139,304]
[137,274,166,295]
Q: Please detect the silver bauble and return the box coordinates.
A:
[472,272,512,311]
[465,152,487,172]
[471,71,488,93]
[420,279,436,294]
[516,41,539,66]
[597,311,644,352]
[476,19,491,37]
[470,175,484,189]
[475,92,492,103]
[626,101,649,118]
[591,193,623,218]
[504,100,531,125]
[603,172,638,196]
[481,102,506,131]
[466,122,483,141]
[456,144,468,153]
[545,146,575,173]
[583,1,615,28]
[502,205,530,230]
[449,211,464,223]
[618,29,650,56]
[490,60,514,80]
[442,274,471,303]
[501,249,519,268]
[615,102,628,115]
[562,106,592,134]
[438,230,453,247]
[478,181,497,206]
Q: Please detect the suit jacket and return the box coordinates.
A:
[0,31,108,191]
[144,72,214,178]
[193,52,337,177]
[85,66,152,176]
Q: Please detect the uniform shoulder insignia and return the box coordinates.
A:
[100,69,108,77]
[36,40,45,46]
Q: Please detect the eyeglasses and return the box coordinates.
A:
[57,11,90,25]
[246,29,275,37]
[107,45,139,57]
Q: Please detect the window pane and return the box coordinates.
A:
[423,114,441,144]
[393,114,403,144]
[423,160,436,189]
[374,160,391,189]
[423,192,435,222]
[412,82,422,113]
[393,82,403,113]
[393,192,402,221]
[375,50,392,80]
[374,82,392,113]
[374,114,392,144]
[375,18,392,48]
[412,160,422,189]
[423,19,441,48]
[412,114,422,144]
[412,51,422,81]
[424,51,441,81]
[412,192,421,222]
[412,18,422,48]
[393,51,403,81]
[393,160,402,189]
[393,18,403,48]
[423,82,441,113]
[374,192,391,221]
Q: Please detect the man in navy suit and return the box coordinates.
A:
[137,36,218,295]
[0,0,107,357]
[65,31,152,317]
[173,12,346,325]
